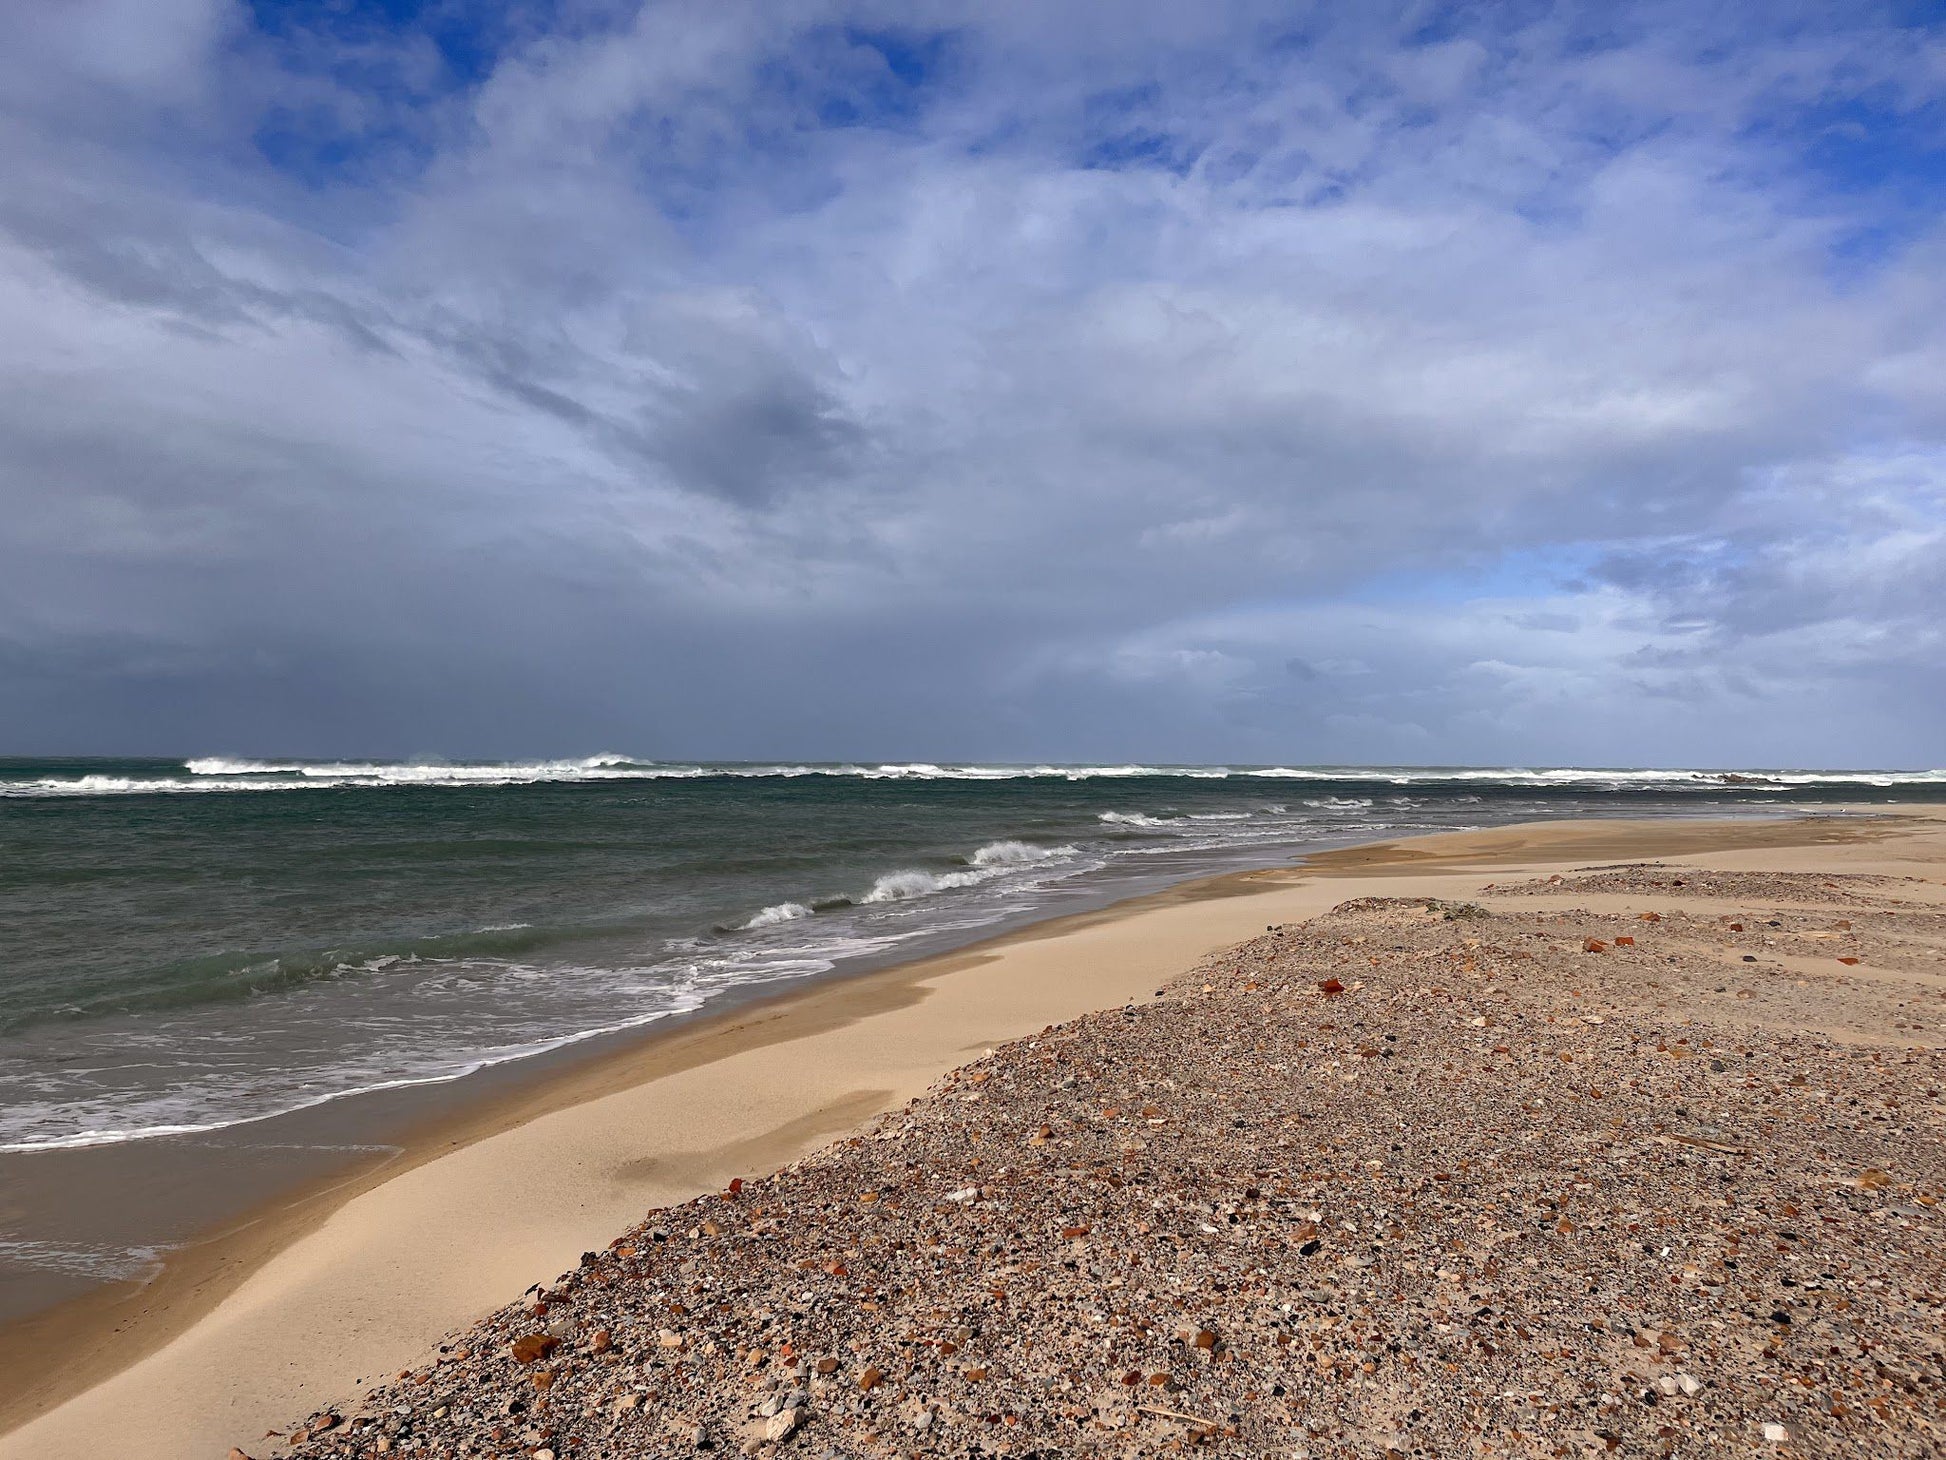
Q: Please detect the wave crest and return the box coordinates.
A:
[967,840,1075,868]
[744,902,812,928]
[861,840,1077,904]
[861,869,982,903]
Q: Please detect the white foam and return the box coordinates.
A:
[1246,766,1946,788]
[744,902,812,928]
[861,868,985,903]
[859,837,1085,903]
[1099,811,1172,827]
[967,840,1076,868]
[0,985,717,1153]
[0,1239,172,1283]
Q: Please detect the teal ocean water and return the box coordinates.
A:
[2,757,1939,1161]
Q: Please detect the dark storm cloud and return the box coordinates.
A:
[2,0,1944,765]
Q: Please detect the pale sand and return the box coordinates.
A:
[1,809,1936,1460]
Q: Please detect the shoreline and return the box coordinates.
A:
[0,832,1387,1430]
[0,808,1927,1458]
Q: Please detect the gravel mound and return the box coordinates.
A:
[266,871,1945,1459]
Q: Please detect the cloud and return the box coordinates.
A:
[2,1,1944,764]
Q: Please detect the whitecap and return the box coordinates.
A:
[861,869,984,903]
[967,840,1076,868]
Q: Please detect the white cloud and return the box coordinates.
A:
[1,2,1944,763]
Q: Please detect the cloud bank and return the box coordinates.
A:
[3,1,1944,764]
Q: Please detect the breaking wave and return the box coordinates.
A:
[2,759,1942,798]
[861,839,1078,904]
[967,839,1075,868]
[744,902,813,928]
[862,869,983,903]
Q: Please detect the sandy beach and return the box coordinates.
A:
[2,809,1941,1459]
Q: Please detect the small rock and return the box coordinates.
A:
[1675,1373,1701,1398]
[1762,1421,1790,1443]
[510,1334,558,1365]
[765,1408,802,1442]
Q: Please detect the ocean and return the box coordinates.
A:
[3,756,1940,1164]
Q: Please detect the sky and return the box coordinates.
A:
[3,1,1945,767]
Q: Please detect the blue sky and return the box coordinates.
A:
[2,1,1944,764]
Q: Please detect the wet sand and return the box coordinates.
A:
[0,809,1932,1459]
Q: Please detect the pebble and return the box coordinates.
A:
[764,1408,801,1442]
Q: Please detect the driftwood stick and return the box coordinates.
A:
[1137,1404,1222,1427]
[1654,1133,1750,1156]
